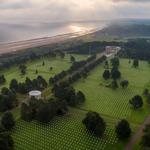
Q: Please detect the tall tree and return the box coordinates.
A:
[70,55,76,63]
[82,111,106,137]
[120,80,129,88]
[1,112,15,130]
[0,129,14,150]
[133,59,139,68]
[103,70,110,80]
[129,95,143,109]
[115,119,131,140]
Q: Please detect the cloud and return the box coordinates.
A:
[0,0,150,22]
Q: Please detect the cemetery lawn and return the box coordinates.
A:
[11,58,150,150]
[0,54,88,90]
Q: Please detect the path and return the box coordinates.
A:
[125,115,150,150]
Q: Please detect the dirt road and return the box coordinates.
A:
[125,115,150,150]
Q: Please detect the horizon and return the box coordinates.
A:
[0,0,150,23]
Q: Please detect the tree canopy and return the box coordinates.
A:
[82,111,106,137]
[115,119,131,140]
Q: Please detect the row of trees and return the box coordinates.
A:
[0,75,6,85]
[0,87,17,112]
[0,112,15,150]
[21,98,68,123]
[103,68,121,81]
[82,111,131,140]
[49,54,98,85]
[10,76,47,94]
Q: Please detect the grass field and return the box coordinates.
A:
[0,54,87,89]
[74,59,150,124]
[12,108,118,150]
[6,58,150,150]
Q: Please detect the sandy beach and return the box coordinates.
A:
[0,29,96,55]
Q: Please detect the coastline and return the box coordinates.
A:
[0,29,98,55]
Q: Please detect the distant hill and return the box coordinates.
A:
[93,24,150,38]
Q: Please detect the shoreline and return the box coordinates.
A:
[0,29,98,55]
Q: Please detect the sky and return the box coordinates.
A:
[0,0,150,23]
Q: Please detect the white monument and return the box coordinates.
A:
[29,90,42,100]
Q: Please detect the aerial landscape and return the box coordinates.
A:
[0,0,150,150]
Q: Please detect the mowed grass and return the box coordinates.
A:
[0,54,87,89]
[12,108,118,150]
[74,59,150,124]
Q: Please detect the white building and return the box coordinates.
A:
[105,46,121,54]
[29,90,42,100]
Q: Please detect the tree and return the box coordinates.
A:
[19,64,27,75]
[82,111,106,137]
[141,124,150,148]
[111,80,118,89]
[35,69,38,74]
[70,55,76,63]
[103,70,110,80]
[111,57,120,68]
[1,112,15,130]
[42,61,45,66]
[36,102,55,123]
[111,68,121,80]
[143,88,149,97]
[0,129,14,150]
[0,75,6,85]
[133,59,139,68]
[76,91,85,103]
[9,79,18,91]
[120,80,129,88]
[21,103,33,121]
[104,60,109,69]
[115,119,131,140]
[129,95,143,109]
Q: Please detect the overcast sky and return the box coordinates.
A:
[0,0,150,23]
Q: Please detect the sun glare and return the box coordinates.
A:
[69,25,92,33]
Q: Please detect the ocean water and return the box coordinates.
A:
[0,21,107,43]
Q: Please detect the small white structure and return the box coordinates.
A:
[29,90,42,100]
[105,46,121,54]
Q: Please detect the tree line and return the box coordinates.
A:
[9,76,47,94]
[49,54,97,85]
[0,87,17,112]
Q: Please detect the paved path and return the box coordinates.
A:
[125,115,150,150]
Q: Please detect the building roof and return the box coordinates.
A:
[29,90,41,96]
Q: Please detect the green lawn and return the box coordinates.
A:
[7,58,150,150]
[74,59,150,124]
[0,54,87,89]
[12,108,117,150]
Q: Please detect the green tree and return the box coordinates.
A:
[133,59,139,68]
[115,119,131,140]
[82,111,106,137]
[9,79,18,91]
[103,70,110,80]
[111,80,118,89]
[111,68,121,80]
[111,57,120,68]
[129,95,143,109]
[1,112,15,130]
[19,64,27,75]
[0,129,14,150]
[120,80,129,88]
[70,55,76,63]
[76,91,85,103]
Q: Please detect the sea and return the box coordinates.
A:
[0,21,107,43]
